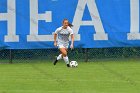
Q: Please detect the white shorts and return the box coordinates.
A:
[58,44,68,49]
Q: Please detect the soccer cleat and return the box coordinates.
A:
[67,64,70,67]
[53,59,58,65]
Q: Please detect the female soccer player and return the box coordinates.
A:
[53,19,74,67]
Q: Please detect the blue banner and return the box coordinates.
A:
[0,0,140,49]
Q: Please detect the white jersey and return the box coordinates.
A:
[55,26,73,46]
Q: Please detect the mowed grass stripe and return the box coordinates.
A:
[0,60,140,93]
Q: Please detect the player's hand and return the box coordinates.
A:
[54,42,57,47]
[70,44,74,50]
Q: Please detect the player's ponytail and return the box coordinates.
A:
[68,22,73,28]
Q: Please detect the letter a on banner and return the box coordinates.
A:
[73,0,108,40]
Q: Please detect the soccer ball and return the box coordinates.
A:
[70,61,78,67]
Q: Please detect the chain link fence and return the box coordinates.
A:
[0,47,140,64]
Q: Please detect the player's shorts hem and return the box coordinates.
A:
[58,44,68,49]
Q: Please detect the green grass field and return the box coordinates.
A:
[0,59,140,93]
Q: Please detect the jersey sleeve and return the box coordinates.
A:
[69,27,74,35]
[54,28,60,34]
[70,29,74,35]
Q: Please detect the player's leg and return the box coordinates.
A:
[53,53,62,65]
[59,48,70,67]
[53,45,64,65]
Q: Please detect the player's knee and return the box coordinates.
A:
[62,52,67,57]
[60,48,67,57]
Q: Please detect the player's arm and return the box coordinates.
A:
[54,28,59,47]
[54,33,57,47]
[70,34,74,49]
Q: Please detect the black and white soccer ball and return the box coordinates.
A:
[70,61,78,67]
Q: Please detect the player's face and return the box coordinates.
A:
[63,20,69,29]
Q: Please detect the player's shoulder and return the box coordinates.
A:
[56,26,63,31]
[67,26,73,31]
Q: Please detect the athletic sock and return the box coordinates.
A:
[63,56,69,64]
[57,54,62,60]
